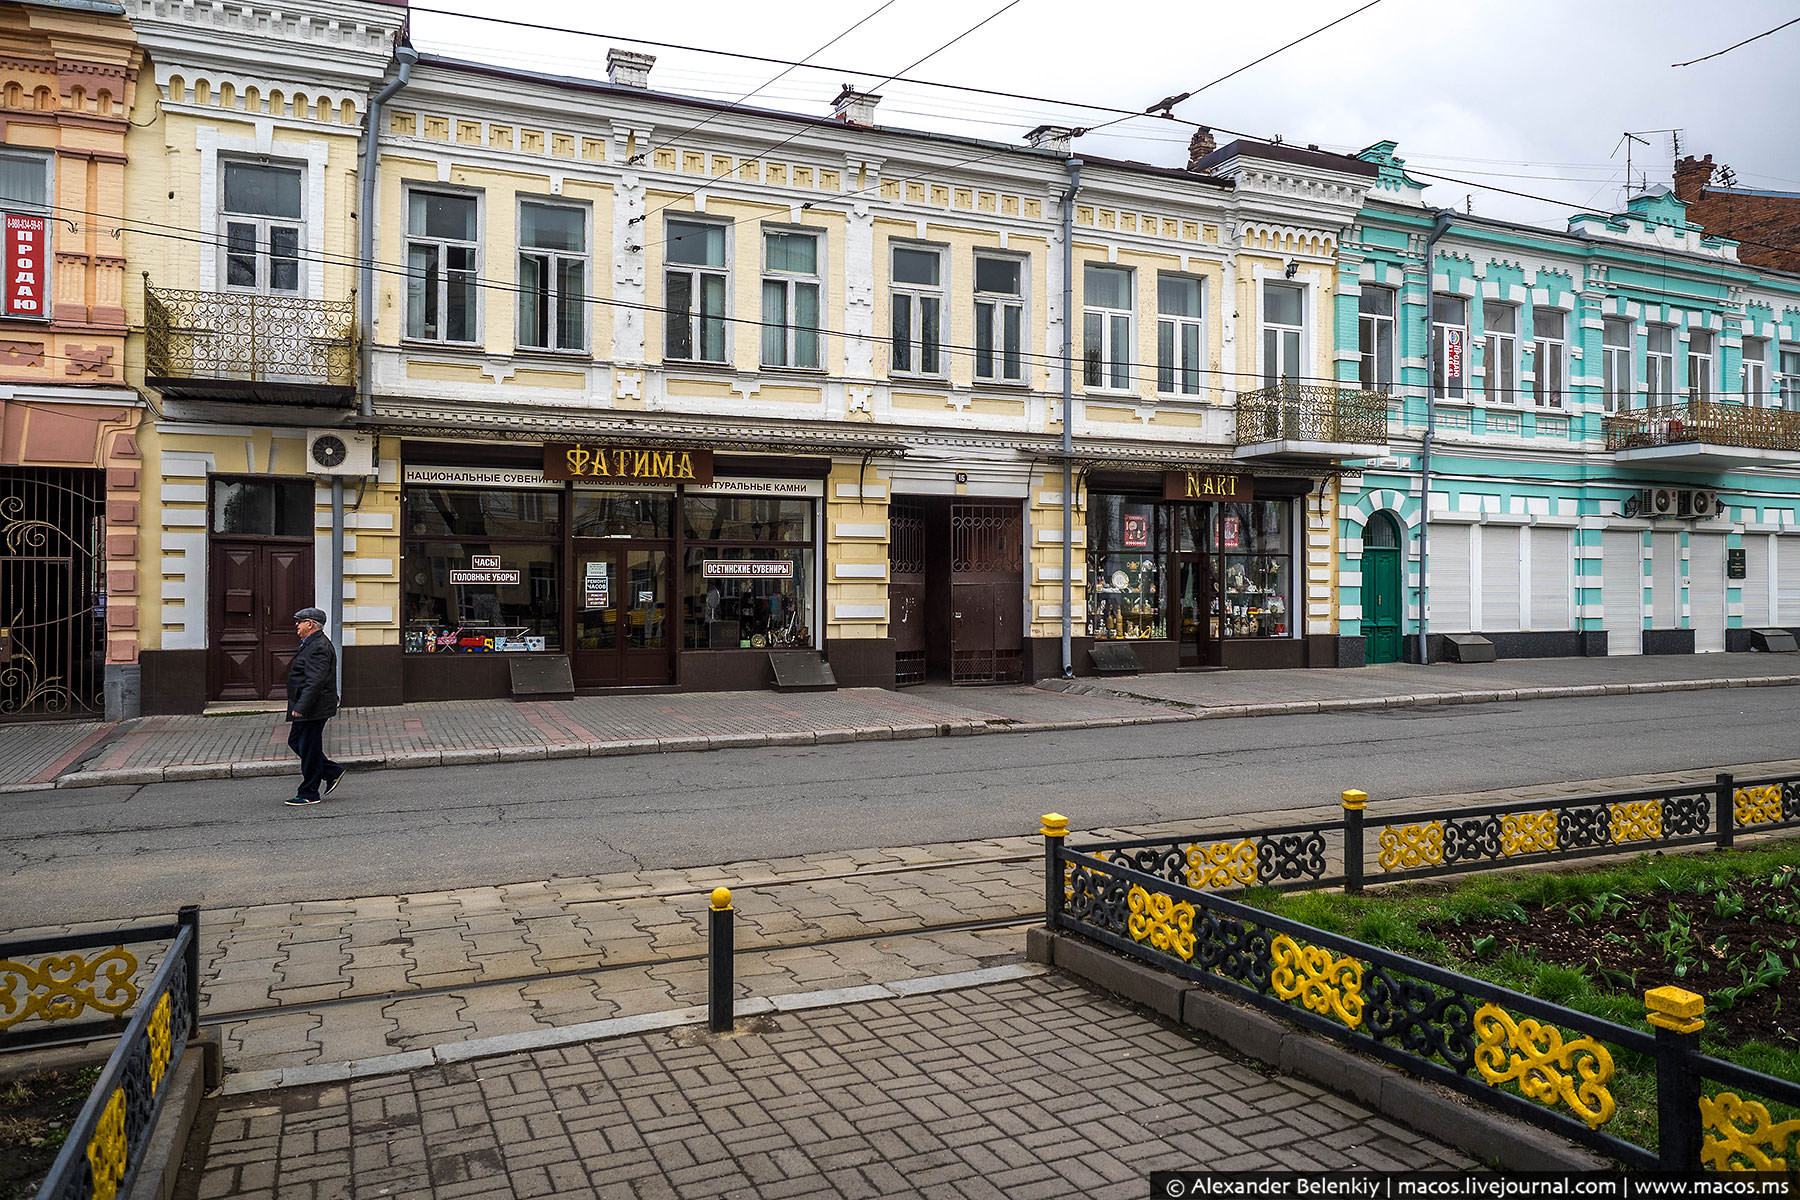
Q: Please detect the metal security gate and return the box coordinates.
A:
[949,502,1023,684]
[0,468,104,719]
[888,501,926,686]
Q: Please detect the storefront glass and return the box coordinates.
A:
[1086,496,1166,640]
[403,487,562,653]
[681,496,814,649]
[1217,500,1292,638]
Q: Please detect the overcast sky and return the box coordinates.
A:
[406,0,1798,229]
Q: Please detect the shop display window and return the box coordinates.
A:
[681,546,814,649]
[403,540,561,653]
[682,496,811,542]
[1086,496,1165,640]
[571,492,672,539]
[406,487,561,540]
[1215,501,1292,637]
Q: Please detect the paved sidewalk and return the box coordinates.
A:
[3,653,1798,793]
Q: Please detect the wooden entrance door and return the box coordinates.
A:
[1362,513,1403,665]
[209,539,312,700]
[571,545,673,688]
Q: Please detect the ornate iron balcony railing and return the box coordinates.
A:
[1603,399,1800,453]
[144,281,355,393]
[1235,382,1389,447]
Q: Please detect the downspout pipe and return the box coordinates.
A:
[1060,157,1083,678]
[1416,208,1455,668]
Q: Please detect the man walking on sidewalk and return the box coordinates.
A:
[286,607,345,807]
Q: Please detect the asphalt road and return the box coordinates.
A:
[5,688,1798,926]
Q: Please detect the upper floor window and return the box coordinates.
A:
[1262,281,1304,387]
[0,152,51,320]
[1358,286,1394,390]
[890,245,943,376]
[1531,309,1565,409]
[1602,317,1633,413]
[1688,329,1714,401]
[1157,275,1203,396]
[1743,336,1769,405]
[666,218,728,363]
[405,188,479,344]
[517,201,588,353]
[1483,303,1518,404]
[1084,265,1133,390]
[223,160,303,294]
[1780,349,1800,410]
[973,255,1024,383]
[1431,295,1467,400]
[1646,326,1675,403]
[762,229,821,369]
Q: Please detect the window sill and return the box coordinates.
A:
[661,359,735,372]
[889,373,950,384]
[974,378,1032,391]
[399,338,485,354]
[513,347,594,362]
[758,365,829,378]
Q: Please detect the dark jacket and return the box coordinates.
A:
[286,631,339,722]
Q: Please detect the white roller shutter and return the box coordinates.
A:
[1652,531,1680,628]
[1528,527,1572,630]
[1481,525,1521,631]
[1603,530,1643,654]
[1779,536,1800,624]
[1744,534,1773,626]
[1689,532,1725,652]
[1429,525,1472,633]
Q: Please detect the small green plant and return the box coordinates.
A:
[1712,890,1746,919]
[1470,933,1497,959]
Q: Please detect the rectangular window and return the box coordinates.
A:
[1086,497,1164,639]
[761,229,821,369]
[1743,336,1768,405]
[974,255,1024,383]
[211,478,314,537]
[405,189,480,343]
[681,496,815,650]
[1157,275,1203,396]
[517,201,588,353]
[1688,330,1714,401]
[1483,303,1517,404]
[1779,349,1800,410]
[1431,295,1467,400]
[1646,326,1675,403]
[1603,317,1633,413]
[1358,286,1395,390]
[890,245,943,375]
[1262,282,1303,387]
[223,160,303,294]
[665,218,728,362]
[0,151,51,320]
[1532,309,1566,408]
[1083,265,1133,390]
[402,486,563,654]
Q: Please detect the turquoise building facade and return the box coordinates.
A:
[1335,143,1800,663]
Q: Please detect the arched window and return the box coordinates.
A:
[1363,511,1400,549]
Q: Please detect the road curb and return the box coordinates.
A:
[16,672,1800,793]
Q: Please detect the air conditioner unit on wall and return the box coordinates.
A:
[1682,489,1719,519]
[306,429,375,477]
[1640,487,1678,517]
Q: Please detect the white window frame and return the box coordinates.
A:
[516,198,590,354]
[1431,295,1467,400]
[761,226,823,370]
[0,150,52,320]
[1531,308,1566,408]
[665,216,731,364]
[1358,286,1395,391]
[1688,329,1714,401]
[1602,317,1633,413]
[1483,302,1518,404]
[1156,272,1205,397]
[973,252,1026,384]
[1261,280,1305,388]
[890,243,946,377]
[1646,325,1675,404]
[1742,336,1768,406]
[1779,348,1800,410]
[403,185,483,346]
[1083,264,1134,392]
[219,157,305,296]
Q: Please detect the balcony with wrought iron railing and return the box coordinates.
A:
[143,280,356,406]
[1232,382,1389,461]
[1603,398,1800,467]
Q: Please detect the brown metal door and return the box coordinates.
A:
[949,502,1023,683]
[210,540,311,700]
[888,501,926,685]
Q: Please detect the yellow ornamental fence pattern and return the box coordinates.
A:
[1501,811,1558,857]
[1608,801,1663,844]
[0,946,139,1030]
[1733,785,1783,827]
[1269,934,1364,1029]
[1700,1092,1800,1171]
[1126,885,1197,961]
[148,992,172,1096]
[1185,840,1259,890]
[1376,821,1443,870]
[88,1086,127,1200]
[1472,1003,1617,1130]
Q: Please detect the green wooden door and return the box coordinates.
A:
[1363,513,1403,664]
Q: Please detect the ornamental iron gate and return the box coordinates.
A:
[949,502,1023,684]
[0,468,105,719]
[889,501,926,686]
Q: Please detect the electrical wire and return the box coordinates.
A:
[1672,15,1800,67]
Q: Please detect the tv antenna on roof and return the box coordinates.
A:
[1613,128,1682,200]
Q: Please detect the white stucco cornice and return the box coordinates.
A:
[122,0,403,95]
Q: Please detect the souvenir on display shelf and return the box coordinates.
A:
[1086,556,1164,640]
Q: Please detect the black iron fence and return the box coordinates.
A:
[1043,767,1800,1170]
[0,909,200,1200]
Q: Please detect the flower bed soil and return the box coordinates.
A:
[0,1066,97,1200]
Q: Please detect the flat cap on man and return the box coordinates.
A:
[294,607,328,625]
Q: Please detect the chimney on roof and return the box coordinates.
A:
[1026,125,1076,154]
[1673,153,1714,203]
[1186,126,1217,170]
[830,84,880,126]
[607,49,655,89]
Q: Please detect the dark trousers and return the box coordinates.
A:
[287,719,342,800]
